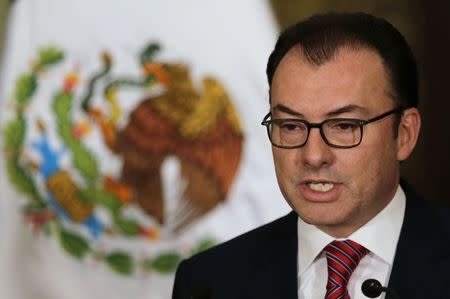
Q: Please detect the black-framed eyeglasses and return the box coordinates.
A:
[261,106,405,149]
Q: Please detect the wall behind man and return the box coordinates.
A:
[0,0,9,58]
[269,0,450,206]
[0,0,11,55]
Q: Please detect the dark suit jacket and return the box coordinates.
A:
[172,184,450,299]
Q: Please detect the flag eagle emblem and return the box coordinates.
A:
[2,43,243,275]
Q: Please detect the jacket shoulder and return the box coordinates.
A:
[187,211,296,266]
[172,211,297,299]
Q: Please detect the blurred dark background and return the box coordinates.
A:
[0,0,448,205]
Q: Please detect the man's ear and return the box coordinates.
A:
[396,107,421,161]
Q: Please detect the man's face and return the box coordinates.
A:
[270,47,404,237]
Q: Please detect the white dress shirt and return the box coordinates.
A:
[297,185,406,299]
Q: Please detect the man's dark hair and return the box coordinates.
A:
[266,12,418,108]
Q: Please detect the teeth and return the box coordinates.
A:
[308,182,334,192]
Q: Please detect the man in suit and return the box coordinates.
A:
[172,12,450,299]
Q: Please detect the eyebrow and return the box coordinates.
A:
[272,103,369,118]
[272,104,304,117]
[325,104,370,117]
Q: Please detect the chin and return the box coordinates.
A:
[294,203,350,227]
[300,214,345,227]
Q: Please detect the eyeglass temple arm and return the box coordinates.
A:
[364,106,406,124]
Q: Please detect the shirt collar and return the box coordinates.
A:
[297,185,406,276]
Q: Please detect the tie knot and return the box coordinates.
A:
[323,240,368,299]
[323,240,368,273]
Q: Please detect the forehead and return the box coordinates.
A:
[270,46,394,116]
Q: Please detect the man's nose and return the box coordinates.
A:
[300,128,335,169]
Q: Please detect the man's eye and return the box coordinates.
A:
[331,122,358,131]
[279,122,304,131]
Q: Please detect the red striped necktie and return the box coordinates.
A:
[323,240,368,299]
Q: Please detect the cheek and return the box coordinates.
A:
[272,149,297,183]
[341,139,398,193]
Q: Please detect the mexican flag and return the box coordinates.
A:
[0,1,290,298]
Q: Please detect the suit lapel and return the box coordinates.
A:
[388,184,450,298]
[245,211,298,299]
